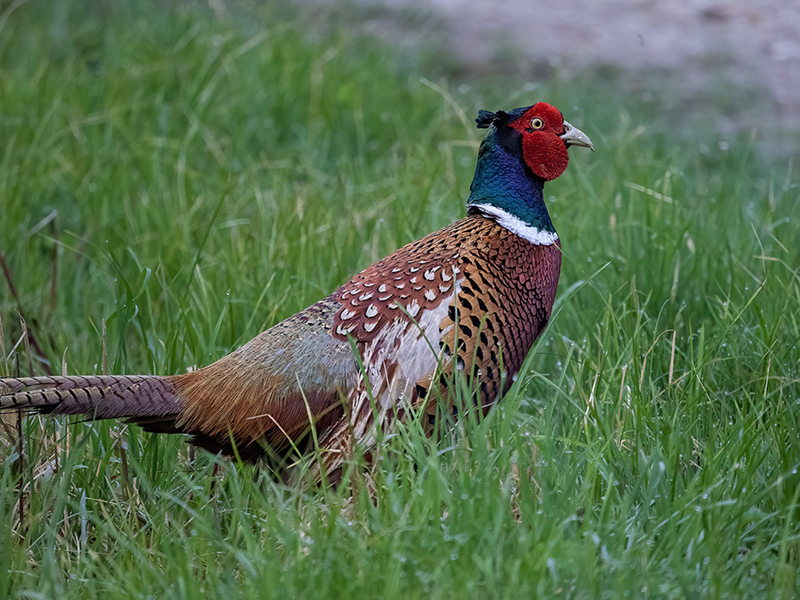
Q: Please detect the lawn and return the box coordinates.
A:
[1,1,798,598]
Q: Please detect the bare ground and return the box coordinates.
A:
[324,0,800,136]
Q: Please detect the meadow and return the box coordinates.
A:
[1,1,798,597]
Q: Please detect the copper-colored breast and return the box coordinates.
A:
[435,220,561,412]
[331,214,561,423]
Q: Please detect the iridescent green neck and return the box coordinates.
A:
[466,127,556,242]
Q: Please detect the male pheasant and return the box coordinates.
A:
[1,102,592,482]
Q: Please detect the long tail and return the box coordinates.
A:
[0,375,180,419]
[0,374,271,460]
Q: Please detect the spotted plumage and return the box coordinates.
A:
[1,101,592,483]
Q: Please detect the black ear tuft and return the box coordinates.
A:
[475,110,496,128]
[476,109,512,129]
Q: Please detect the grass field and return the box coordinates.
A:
[1,1,799,598]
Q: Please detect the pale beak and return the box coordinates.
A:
[561,121,594,151]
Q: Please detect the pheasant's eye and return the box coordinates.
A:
[530,117,544,130]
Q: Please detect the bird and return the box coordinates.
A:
[1,101,592,483]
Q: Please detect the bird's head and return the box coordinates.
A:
[476,102,593,181]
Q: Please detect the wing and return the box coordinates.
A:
[328,217,471,448]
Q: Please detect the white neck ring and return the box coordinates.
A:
[470,203,558,246]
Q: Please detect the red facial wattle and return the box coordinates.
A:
[509,102,570,182]
[521,132,569,181]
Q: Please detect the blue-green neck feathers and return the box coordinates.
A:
[466,126,556,236]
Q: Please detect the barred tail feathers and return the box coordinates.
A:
[0,375,180,419]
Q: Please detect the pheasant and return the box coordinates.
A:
[1,101,592,483]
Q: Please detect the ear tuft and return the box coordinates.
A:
[475,110,496,128]
[476,109,511,129]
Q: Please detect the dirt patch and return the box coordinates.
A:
[330,0,800,134]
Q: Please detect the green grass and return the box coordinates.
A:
[1,1,799,598]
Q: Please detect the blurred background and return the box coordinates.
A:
[1,1,799,597]
[310,0,800,143]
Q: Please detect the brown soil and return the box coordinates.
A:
[336,0,800,133]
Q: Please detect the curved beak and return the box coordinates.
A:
[561,121,594,151]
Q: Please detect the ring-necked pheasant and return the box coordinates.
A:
[1,102,592,482]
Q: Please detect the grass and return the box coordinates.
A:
[1,0,799,597]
